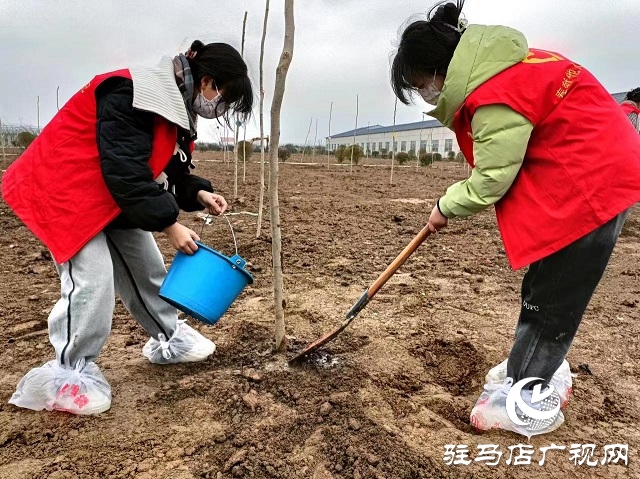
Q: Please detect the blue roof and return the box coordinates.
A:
[331,120,444,139]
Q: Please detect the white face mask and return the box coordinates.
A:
[418,73,442,106]
[192,83,227,119]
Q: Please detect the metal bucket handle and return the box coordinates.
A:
[199,214,244,268]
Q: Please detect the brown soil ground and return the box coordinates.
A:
[0,152,638,479]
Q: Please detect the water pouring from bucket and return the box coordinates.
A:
[159,215,254,325]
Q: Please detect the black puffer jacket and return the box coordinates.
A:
[95,77,214,231]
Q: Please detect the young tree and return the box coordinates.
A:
[269,0,295,352]
[0,118,6,161]
[327,102,333,169]
[237,140,254,162]
[335,144,347,163]
[350,95,359,175]
[346,145,363,165]
[277,147,291,162]
[301,117,312,162]
[312,118,318,163]
[17,131,37,149]
[256,0,270,238]
[234,11,248,199]
[390,98,397,185]
[396,152,410,165]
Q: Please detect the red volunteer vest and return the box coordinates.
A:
[622,102,640,132]
[454,49,640,269]
[1,69,178,263]
[621,102,640,117]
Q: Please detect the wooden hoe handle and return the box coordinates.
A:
[368,224,432,297]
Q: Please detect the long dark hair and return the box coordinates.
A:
[391,1,465,105]
[187,40,253,123]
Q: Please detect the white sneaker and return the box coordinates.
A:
[470,378,564,438]
[9,359,111,415]
[142,320,216,364]
[484,359,573,407]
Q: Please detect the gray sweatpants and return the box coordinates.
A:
[49,229,178,368]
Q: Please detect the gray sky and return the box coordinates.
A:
[1,0,639,144]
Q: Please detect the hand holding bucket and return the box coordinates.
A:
[159,215,254,325]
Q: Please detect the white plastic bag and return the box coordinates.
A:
[484,358,573,406]
[9,358,111,415]
[142,320,216,364]
[470,359,573,438]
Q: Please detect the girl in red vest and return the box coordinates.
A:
[621,87,640,131]
[2,40,253,415]
[391,1,640,437]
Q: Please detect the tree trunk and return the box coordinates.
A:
[241,11,248,185]
[234,11,248,199]
[366,121,370,159]
[256,0,270,238]
[243,127,247,183]
[327,102,332,169]
[301,117,312,162]
[390,98,397,185]
[350,95,358,175]
[224,125,228,167]
[234,124,240,198]
[0,118,5,161]
[312,118,318,163]
[270,0,295,352]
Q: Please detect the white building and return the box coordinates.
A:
[328,91,633,157]
[327,119,459,157]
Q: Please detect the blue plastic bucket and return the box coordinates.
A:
[159,219,254,325]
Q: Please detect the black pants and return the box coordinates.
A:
[507,210,629,385]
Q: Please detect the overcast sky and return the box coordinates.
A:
[1,0,638,144]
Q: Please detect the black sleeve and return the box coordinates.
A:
[95,77,179,231]
[173,172,215,211]
[163,131,215,212]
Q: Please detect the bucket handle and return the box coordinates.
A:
[200,213,239,258]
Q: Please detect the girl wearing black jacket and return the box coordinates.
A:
[3,40,253,415]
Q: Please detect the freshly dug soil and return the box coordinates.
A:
[0,153,637,478]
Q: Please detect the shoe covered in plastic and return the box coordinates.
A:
[143,320,216,364]
[9,358,111,415]
[483,358,573,407]
[470,377,565,438]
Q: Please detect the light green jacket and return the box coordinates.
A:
[429,25,534,218]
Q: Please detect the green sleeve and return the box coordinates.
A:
[438,104,533,218]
